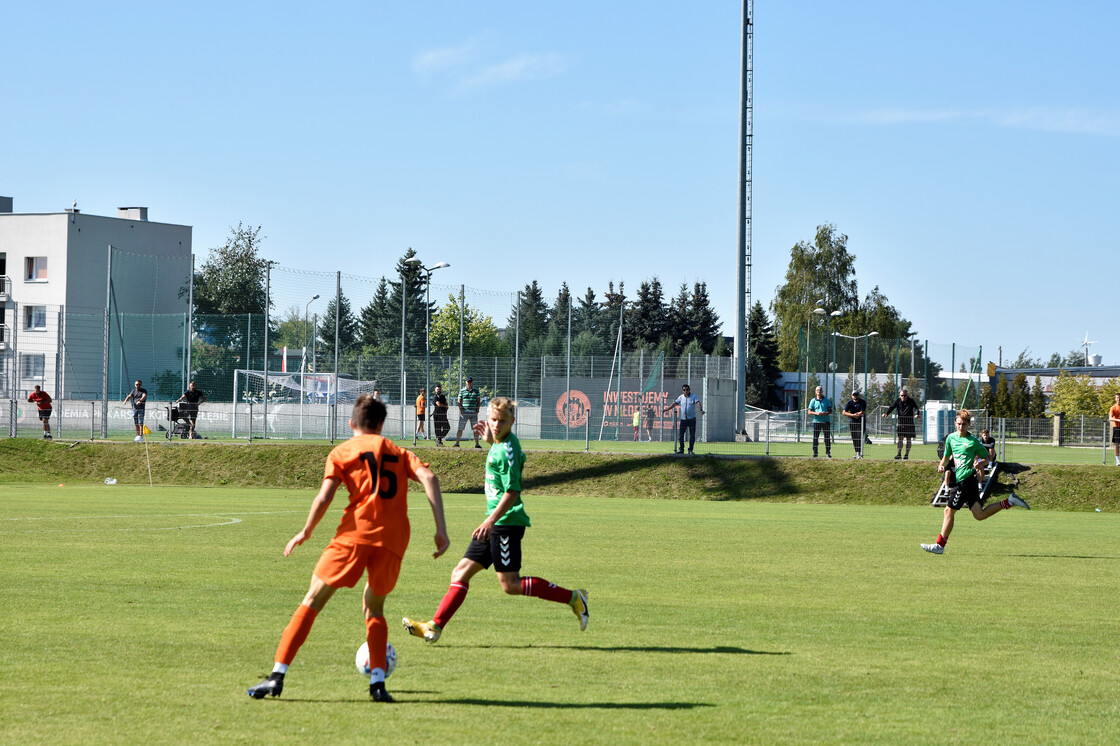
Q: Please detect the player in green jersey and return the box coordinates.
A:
[921,409,1029,554]
[403,396,588,642]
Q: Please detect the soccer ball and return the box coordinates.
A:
[355,641,397,678]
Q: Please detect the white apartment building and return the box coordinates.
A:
[0,197,193,400]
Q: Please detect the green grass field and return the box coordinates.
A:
[2,484,1118,744]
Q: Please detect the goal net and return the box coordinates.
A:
[232,370,379,404]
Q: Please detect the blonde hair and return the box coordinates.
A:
[488,396,516,420]
[957,409,972,425]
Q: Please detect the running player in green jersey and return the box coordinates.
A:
[403,396,588,642]
[921,409,1029,554]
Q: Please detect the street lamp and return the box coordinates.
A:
[301,293,320,439]
[832,330,879,397]
[813,307,841,400]
[804,299,824,418]
[415,260,451,440]
[402,257,422,435]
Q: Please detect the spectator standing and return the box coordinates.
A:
[643,405,655,442]
[632,409,641,441]
[841,390,867,458]
[432,385,450,446]
[663,384,704,455]
[883,388,922,460]
[454,377,482,448]
[28,385,53,439]
[176,381,207,438]
[415,388,426,439]
[123,380,148,442]
[807,385,833,458]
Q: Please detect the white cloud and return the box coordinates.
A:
[413,39,482,79]
[456,52,568,93]
[414,35,569,94]
[839,106,1120,137]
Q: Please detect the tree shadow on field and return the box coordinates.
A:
[456,643,790,655]
[520,454,798,501]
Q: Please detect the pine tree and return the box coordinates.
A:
[548,282,572,339]
[666,284,691,354]
[1029,376,1047,418]
[381,251,427,356]
[994,376,1012,416]
[686,282,721,354]
[319,292,358,357]
[744,301,782,409]
[628,278,667,347]
[602,281,626,348]
[573,287,601,339]
[508,281,550,352]
[1010,372,1030,418]
[358,277,392,351]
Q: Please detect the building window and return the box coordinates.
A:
[25,256,48,281]
[22,354,46,379]
[24,306,47,330]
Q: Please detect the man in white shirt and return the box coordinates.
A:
[663,384,704,455]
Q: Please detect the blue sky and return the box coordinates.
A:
[3,1,1117,366]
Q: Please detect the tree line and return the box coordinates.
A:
[185,226,739,396]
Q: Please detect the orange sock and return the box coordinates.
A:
[275,605,318,665]
[365,616,388,672]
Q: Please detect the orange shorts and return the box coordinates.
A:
[313,539,402,595]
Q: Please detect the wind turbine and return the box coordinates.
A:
[1081,332,1098,366]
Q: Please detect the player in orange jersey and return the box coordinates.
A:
[247,394,449,703]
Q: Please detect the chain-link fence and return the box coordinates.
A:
[6,252,1116,465]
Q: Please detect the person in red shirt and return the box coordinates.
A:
[247,394,450,703]
[28,385,52,439]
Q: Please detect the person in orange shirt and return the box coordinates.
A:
[415,388,426,439]
[247,394,449,703]
[1109,393,1120,467]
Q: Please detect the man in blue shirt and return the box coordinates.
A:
[663,384,704,455]
[807,385,833,458]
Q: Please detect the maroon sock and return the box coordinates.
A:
[521,576,573,604]
[432,582,469,628]
[936,534,947,547]
[1000,498,1011,509]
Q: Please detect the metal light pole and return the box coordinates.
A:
[812,305,840,399]
[402,258,422,435]
[804,300,824,419]
[833,330,879,395]
[301,293,319,439]
[418,260,450,439]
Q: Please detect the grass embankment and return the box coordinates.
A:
[1,439,1113,511]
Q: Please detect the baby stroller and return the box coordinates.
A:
[166,405,196,439]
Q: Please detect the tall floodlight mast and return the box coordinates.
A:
[734,0,754,431]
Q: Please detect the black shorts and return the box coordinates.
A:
[1112,428,1120,444]
[897,421,916,438]
[947,474,980,510]
[417,413,425,422]
[37,408,52,421]
[462,525,525,574]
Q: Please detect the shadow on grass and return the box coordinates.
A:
[521,454,799,501]
[1010,554,1116,560]
[456,644,790,655]
[271,695,713,709]
[431,698,713,710]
